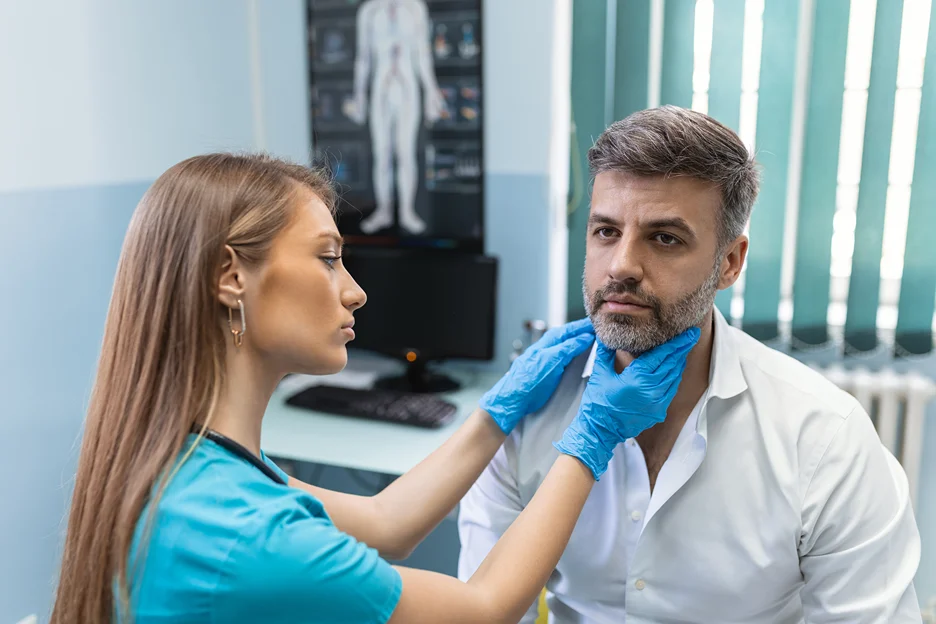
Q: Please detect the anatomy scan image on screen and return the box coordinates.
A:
[308,0,483,251]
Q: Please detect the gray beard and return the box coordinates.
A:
[583,263,720,355]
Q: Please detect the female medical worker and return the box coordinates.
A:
[50,153,697,624]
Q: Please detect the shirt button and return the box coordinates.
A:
[635,579,646,590]
[627,439,636,447]
[631,510,642,522]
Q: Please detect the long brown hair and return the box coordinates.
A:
[51,153,336,623]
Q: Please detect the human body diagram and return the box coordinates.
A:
[344,0,445,235]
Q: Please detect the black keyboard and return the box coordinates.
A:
[285,384,458,429]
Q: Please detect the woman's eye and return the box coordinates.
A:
[322,256,341,268]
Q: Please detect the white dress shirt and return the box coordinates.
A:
[458,310,922,623]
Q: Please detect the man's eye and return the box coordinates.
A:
[655,233,680,246]
[596,227,617,238]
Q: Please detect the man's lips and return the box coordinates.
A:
[601,295,651,313]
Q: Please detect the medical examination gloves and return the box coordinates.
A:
[480,318,595,435]
[554,327,700,479]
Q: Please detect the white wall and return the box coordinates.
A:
[482,0,571,348]
[0,0,310,195]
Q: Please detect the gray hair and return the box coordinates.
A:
[587,105,760,249]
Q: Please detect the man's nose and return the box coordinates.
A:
[606,237,645,283]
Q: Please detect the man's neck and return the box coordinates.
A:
[615,311,716,490]
[614,310,715,423]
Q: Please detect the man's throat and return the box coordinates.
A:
[636,407,692,492]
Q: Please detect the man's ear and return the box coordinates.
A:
[218,244,246,308]
[717,235,748,291]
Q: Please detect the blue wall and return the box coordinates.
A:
[0,3,286,618]
[0,185,143,619]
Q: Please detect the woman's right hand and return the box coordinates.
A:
[479,318,595,435]
[554,327,700,479]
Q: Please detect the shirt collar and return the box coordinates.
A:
[581,307,747,403]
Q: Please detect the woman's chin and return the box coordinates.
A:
[301,349,348,377]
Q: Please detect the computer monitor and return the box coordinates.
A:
[340,248,497,393]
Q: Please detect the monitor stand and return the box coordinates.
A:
[373,359,461,394]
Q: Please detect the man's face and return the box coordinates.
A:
[583,171,729,354]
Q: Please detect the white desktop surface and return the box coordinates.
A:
[261,367,502,476]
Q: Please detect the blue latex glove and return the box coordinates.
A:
[481,318,596,435]
[554,327,701,480]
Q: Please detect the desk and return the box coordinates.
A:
[261,368,502,476]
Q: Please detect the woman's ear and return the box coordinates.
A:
[218,244,246,308]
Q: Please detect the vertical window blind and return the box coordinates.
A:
[568,0,936,356]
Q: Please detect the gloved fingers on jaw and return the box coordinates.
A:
[634,340,681,372]
[537,317,594,349]
[672,334,700,359]
[617,354,686,397]
[654,348,693,382]
[591,342,617,374]
[563,332,597,358]
[545,331,596,360]
[644,338,696,375]
[562,317,595,337]
[636,327,701,372]
[595,337,616,359]
[674,326,702,349]
[659,371,685,404]
[616,367,675,399]
[648,363,688,402]
[661,348,691,380]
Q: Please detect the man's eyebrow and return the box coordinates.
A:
[644,217,696,238]
[586,213,698,239]
[587,212,621,227]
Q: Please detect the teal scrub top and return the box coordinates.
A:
[123,434,402,623]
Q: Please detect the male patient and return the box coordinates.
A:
[458,106,922,623]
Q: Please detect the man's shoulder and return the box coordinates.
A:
[501,348,590,493]
[729,326,861,421]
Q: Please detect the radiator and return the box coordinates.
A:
[815,365,936,508]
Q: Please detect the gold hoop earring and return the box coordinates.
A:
[228,299,246,347]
